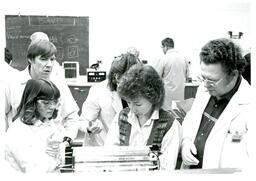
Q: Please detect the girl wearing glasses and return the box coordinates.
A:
[5,79,67,173]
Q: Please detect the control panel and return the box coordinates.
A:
[87,71,106,82]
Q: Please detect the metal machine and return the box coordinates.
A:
[60,145,160,172]
[63,61,80,79]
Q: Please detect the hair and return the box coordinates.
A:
[108,53,141,91]
[161,37,174,48]
[200,38,246,75]
[117,64,165,109]
[27,39,57,64]
[13,79,60,125]
[5,47,13,64]
[30,32,49,42]
[242,53,251,84]
[126,47,140,58]
[244,53,250,65]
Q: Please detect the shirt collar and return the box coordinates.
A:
[128,108,159,127]
[33,118,51,127]
[166,48,176,54]
[34,120,44,127]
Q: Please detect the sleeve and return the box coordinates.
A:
[5,126,60,173]
[4,81,14,132]
[0,83,7,133]
[181,84,204,142]
[181,110,194,142]
[58,80,79,140]
[0,128,15,173]
[159,120,182,171]
[5,144,60,173]
[79,85,101,132]
[4,83,10,116]
[104,113,120,146]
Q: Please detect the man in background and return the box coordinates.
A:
[154,37,187,111]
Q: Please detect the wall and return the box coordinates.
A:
[0,0,252,83]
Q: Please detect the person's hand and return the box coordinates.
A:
[46,133,62,158]
[181,139,199,166]
[87,120,103,135]
[63,136,73,147]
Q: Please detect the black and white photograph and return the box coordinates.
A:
[0,0,254,180]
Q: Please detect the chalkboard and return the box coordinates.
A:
[5,15,89,75]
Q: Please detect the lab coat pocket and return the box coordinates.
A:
[221,131,247,168]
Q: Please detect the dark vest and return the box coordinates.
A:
[118,108,175,149]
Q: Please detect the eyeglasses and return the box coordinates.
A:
[197,75,225,87]
[37,99,59,107]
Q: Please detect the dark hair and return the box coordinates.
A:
[117,64,165,109]
[161,38,174,48]
[200,38,246,75]
[108,53,141,91]
[242,53,251,84]
[13,79,60,125]
[5,47,13,64]
[27,39,57,63]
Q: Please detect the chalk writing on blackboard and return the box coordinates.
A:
[67,34,79,44]
[56,47,64,60]
[5,15,89,75]
[68,46,79,58]
[29,17,75,26]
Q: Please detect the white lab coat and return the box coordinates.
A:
[0,61,21,82]
[0,80,7,135]
[154,49,187,111]
[181,78,254,169]
[1,62,21,133]
[0,62,21,173]
[79,80,123,146]
[5,66,79,139]
[5,118,65,173]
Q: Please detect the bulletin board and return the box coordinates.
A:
[5,15,89,75]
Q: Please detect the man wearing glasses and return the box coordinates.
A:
[180,38,254,171]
